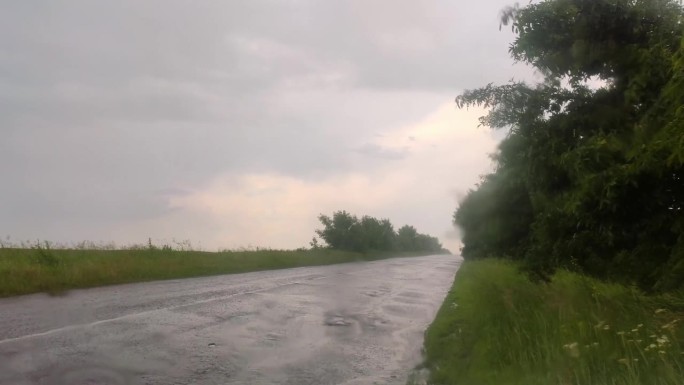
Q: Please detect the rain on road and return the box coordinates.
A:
[0,254,460,385]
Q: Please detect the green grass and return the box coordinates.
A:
[422,259,684,385]
[0,246,430,298]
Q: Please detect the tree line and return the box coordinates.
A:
[313,210,447,253]
[454,0,684,291]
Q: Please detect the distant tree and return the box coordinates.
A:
[395,225,444,252]
[356,216,395,251]
[395,225,419,251]
[315,210,358,251]
[315,211,444,253]
[309,237,321,250]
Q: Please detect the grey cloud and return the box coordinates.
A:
[354,143,409,160]
[249,0,532,90]
[0,0,528,244]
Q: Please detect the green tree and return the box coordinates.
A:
[315,211,445,253]
[355,216,395,251]
[395,225,419,251]
[395,225,445,252]
[316,211,359,251]
[454,0,684,290]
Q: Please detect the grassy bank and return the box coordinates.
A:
[423,259,684,385]
[0,246,429,298]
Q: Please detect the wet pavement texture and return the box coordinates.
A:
[0,254,460,385]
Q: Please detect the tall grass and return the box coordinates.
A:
[423,259,684,385]
[0,243,429,297]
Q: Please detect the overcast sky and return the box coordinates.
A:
[0,0,535,252]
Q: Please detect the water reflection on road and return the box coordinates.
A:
[0,254,460,385]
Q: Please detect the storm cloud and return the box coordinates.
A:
[0,0,534,251]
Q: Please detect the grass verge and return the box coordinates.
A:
[422,259,684,385]
[0,246,431,298]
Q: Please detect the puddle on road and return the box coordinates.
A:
[265,332,283,341]
[324,314,352,327]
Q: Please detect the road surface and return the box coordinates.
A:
[0,254,460,385]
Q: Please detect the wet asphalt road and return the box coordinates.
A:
[0,254,460,385]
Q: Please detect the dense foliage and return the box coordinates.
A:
[315,210,446,253]
[454,0,684,291]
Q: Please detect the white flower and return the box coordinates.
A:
[657,335,670,347]
[563,342,580,358]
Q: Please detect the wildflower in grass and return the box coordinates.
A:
[655,309,667,314]
[637,323,643,328]
[656,335,669,347]
[631,328,638,332]
[563,342,580,358]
